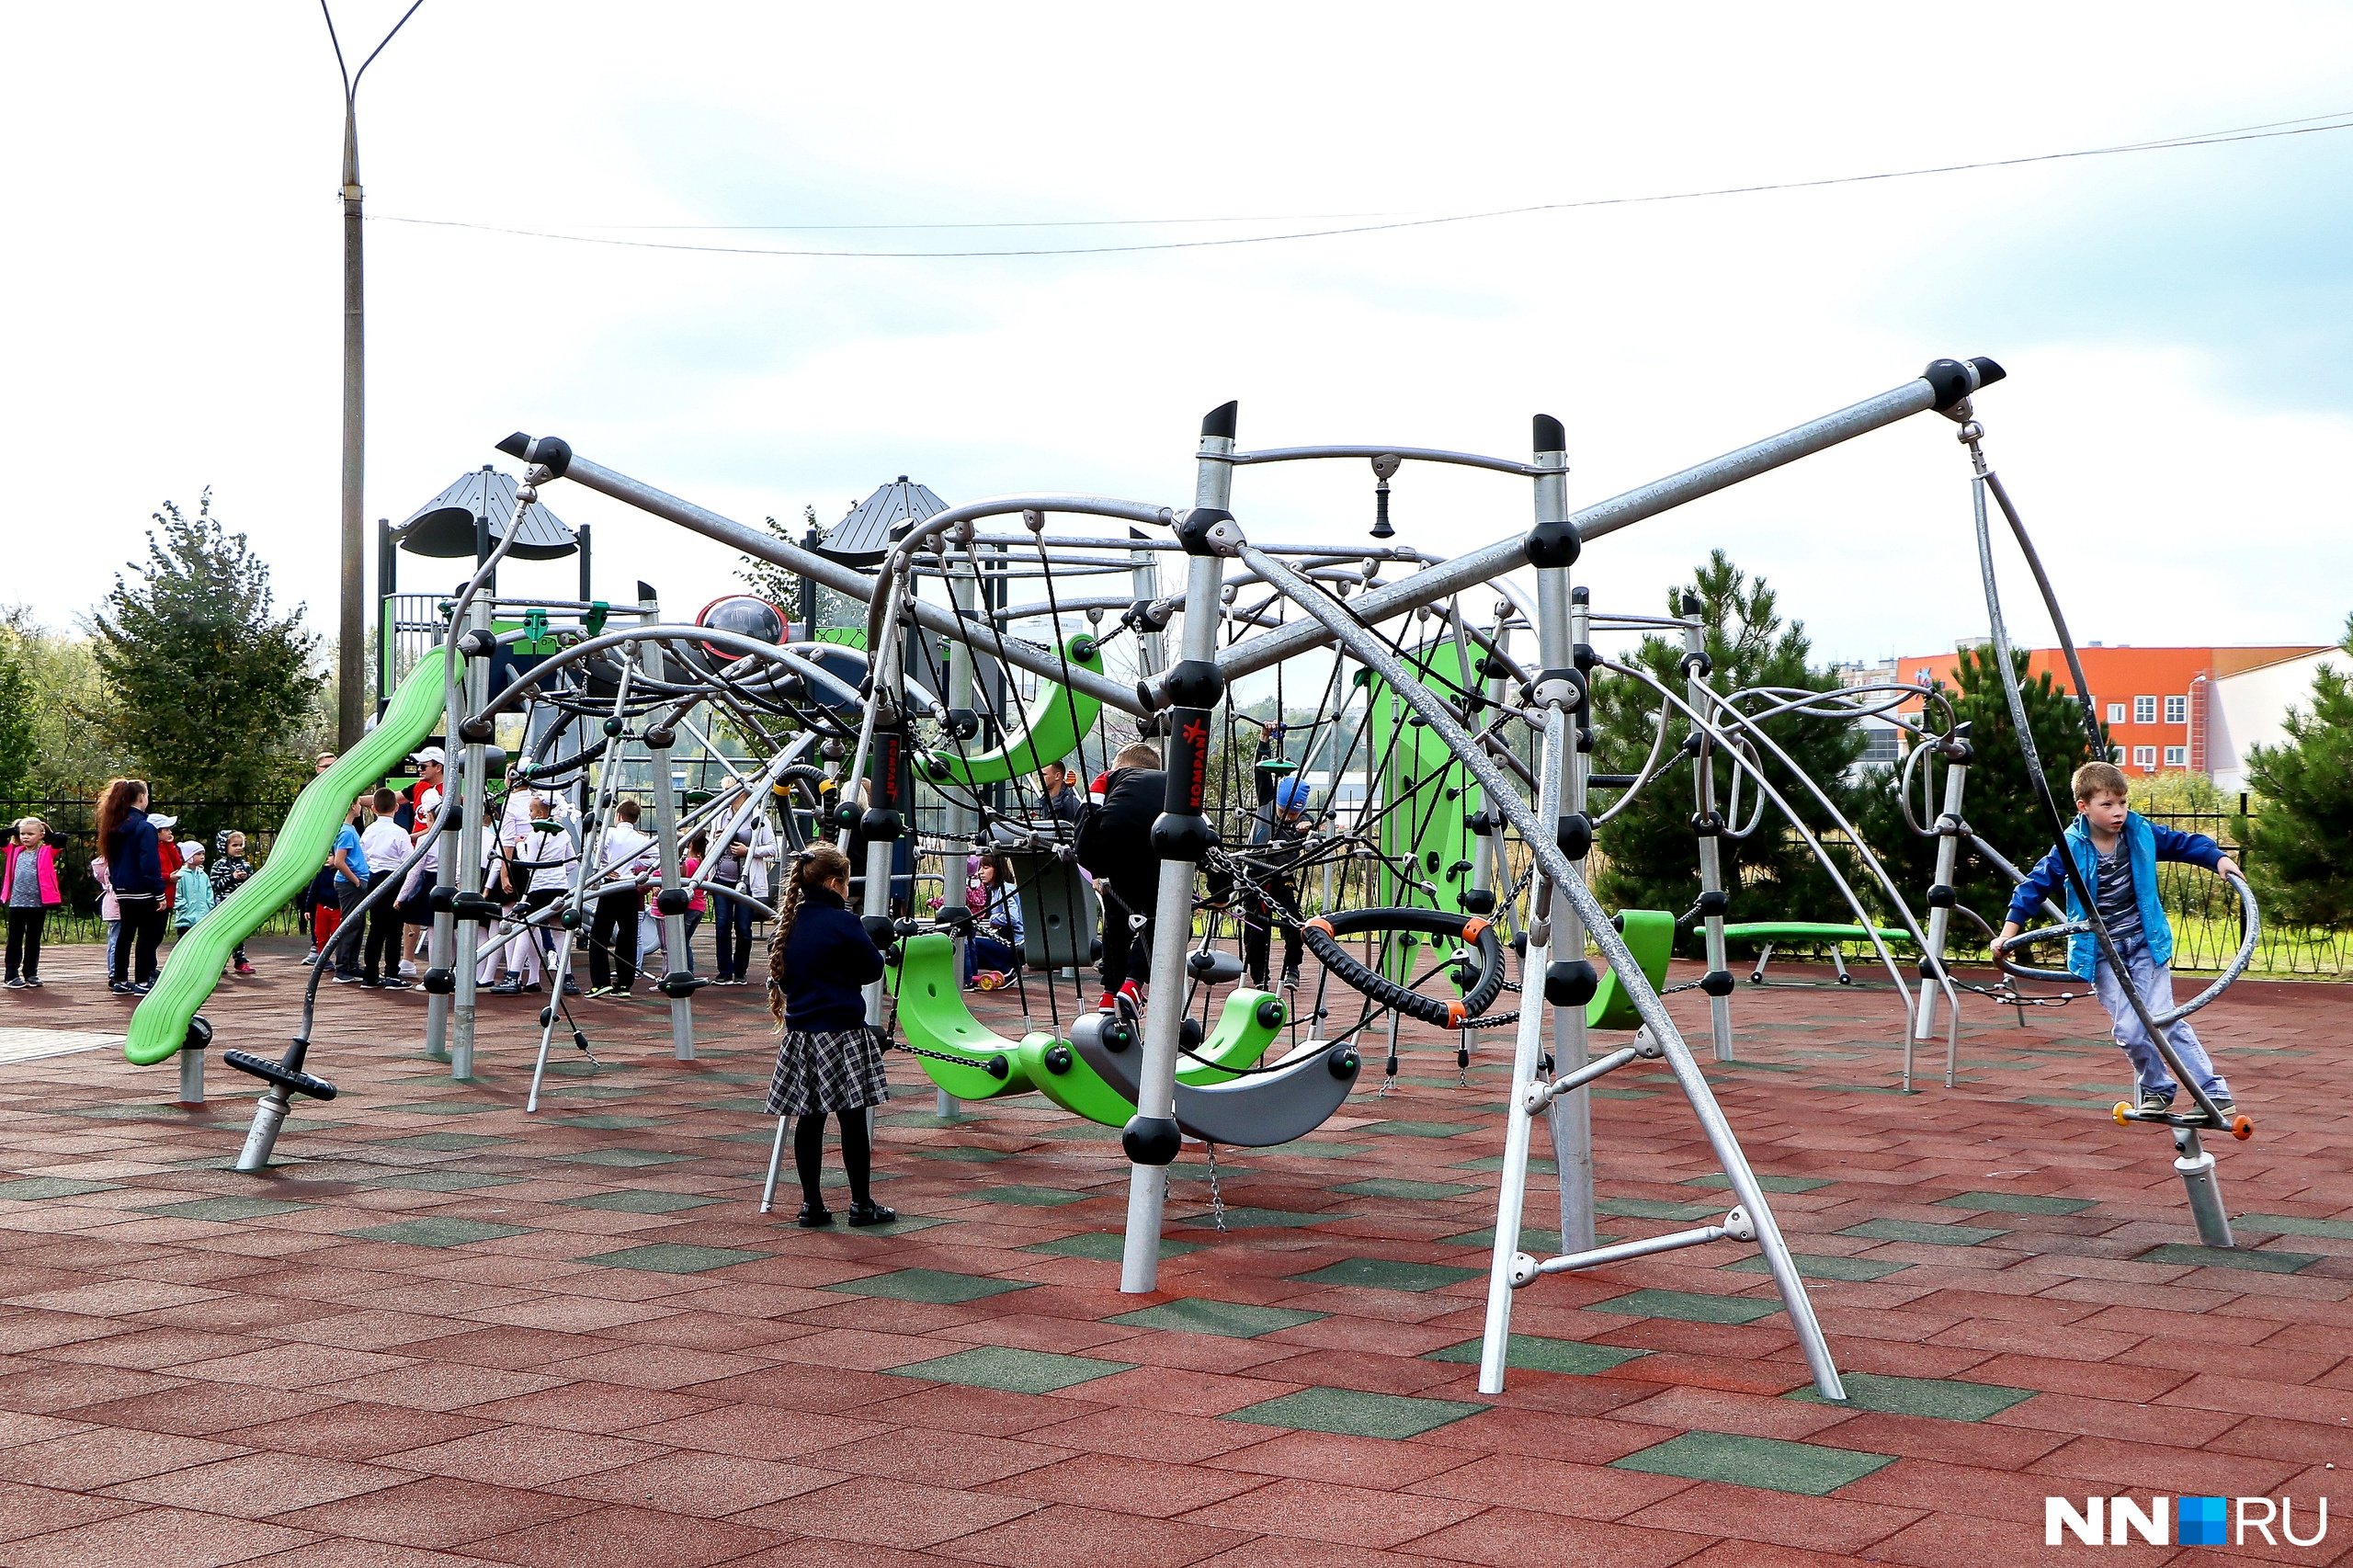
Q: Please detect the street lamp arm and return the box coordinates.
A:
[319,0,426,103]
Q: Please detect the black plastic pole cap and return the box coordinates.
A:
[494,432,573,479]
[1200,402,1239,440]
[1532,414,1565,453]
[1923,357,2007,412]
[1122,1114,1182,1165]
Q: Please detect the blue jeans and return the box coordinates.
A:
[964,934,1019,984]
[713,899,755,981]
[2093,937,2229,1100]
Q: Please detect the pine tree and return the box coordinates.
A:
[90,493,324,804]
[1854,643,2108,944]
[2234,617,2353,928]
[1587,551,1863,949]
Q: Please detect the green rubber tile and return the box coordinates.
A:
[542,1085,643,1100]
[1108,1300,1327,1338]
[1613,1431,1896,1495]
[1838,1219,2009,1247]
[141,1197,313,1222]
[364,1172,523,1193]
[1180,1207,1340,1229]
[973,1186,1090,1207]
[825,1268,1036,1304]
[1933,1191,2097,1217]
[582,1243,774,1274]
[0,1177,120,1200]
[1586,1289,1782,1324]
[1684,1173,1836,1194]
[1813,1085,1913,1096]
[1450,1156,1556,1176]
[905,1146,1013,1163]
[554,1149,696,1167]
[1366,1120,1477,1139]
[1290,1257,1483,1293]
[2238,1213,2353,1241]
[558,1190,726,1214]
[1589,1088,1656,1100]
[1024,1232,1200,1262]
[1223,1386,1484,1440]
[878,1112,982,1131]
[63,1105,206,1119]
[2018,1095,2109,1109]
[382,1102,506,1116]
[826,1214,949,1236]
[1334,1178,1480,1200]
[1789,1371,2036,1421]
[1426,1335,1651,1375]
[1722,1253,1913,1283]
[369,1133,506,1151]
[708,1098,773,1113]
[553,1115,668,1131]
[1596,1198,1720,1221]
[889,1345,1135,1394]
[1030,1121,1121,1141]
[1440,1227,1596,1253]
[1249,1141,1371,1159]
[2138,1244,2321,1274]
[341,1218,536,1248]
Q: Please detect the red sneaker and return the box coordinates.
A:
[234,962,256,976]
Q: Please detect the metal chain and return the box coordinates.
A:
[1203,1141,1228,1233]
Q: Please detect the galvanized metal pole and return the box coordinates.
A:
[938,547,980,1118]
[1683,603,1736,1062]
[646,736,694,1061]
[1120,402,1234,1294]
[449,593,490,1081]
[336,100,366,751]
[1912,743,1972,1065]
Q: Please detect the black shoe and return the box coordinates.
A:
[795,1202,835,1228]
[562,977,582,996]
[379,977,412,991]
[22,977,40,989]
[1281,967,1300,990]
[132,982,153,994]
[488,978,521,995]
[360,978,382,989]
[846,1201,897,1227]
[3,978,20,990]
[110,982,138,994]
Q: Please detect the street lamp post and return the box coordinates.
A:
[322,0,424,750]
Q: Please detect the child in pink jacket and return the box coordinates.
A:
[5,817,63,988]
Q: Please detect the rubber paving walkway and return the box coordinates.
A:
[0,937,2345,1566]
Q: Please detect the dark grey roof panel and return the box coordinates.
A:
[396,465,578,560]
[819,476,949,567]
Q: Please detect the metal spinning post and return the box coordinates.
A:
[1682,601,1737,1062]
[938,543,980,1117]
[645,730,695,1061]
[449,593,493,1081]
[1529,418,1597,1257]
[1120,402,1238,1295]
[1910,729,1973,1088]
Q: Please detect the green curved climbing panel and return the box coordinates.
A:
[915,632,1106,787]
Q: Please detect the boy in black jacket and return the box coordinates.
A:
[1075,742,1165,1010]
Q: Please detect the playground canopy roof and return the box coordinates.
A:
[820,475,948,567]
[396,465,579,560]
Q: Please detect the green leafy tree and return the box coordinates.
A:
[0,631,32,801]
[1854,643,2108,943]
[2234,617,2353,928]
[90,493,324,802]
[737,506,864,634]
[0,608,131,797]
[1588,551,1863,949]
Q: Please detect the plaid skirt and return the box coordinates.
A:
[767,1026,892,1117]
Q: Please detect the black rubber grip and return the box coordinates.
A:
[1300,907,1508,1023]
[222,1050,339,1102]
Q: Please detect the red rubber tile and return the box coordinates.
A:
[1188,1539,1477,1568]
[0,1503,317,1567]
[1022,1404,1281,1463]
[1396,1503,1714,1567]
[986,1451,1273,1517]
[732,1473,1040,1549]
[1202,1429,1478,1488]
[1405,1453,1696,1521]
[1621,1482,1922,1555]
[799,1425,1074,1488]
[460,1502,785,1568]
[217,1401,494,1461]
[635,1403,892,1460]
[546,1449,842,1515]
[1179,1476,1485,1550]
[0,1360,188,1413]
[377,1425,671,1488]
[70,1382,336,1438]
[843,1382,1108,1437]
[458,1381,722,1435]
[0,1480,146,1545]
[935,1501,1254,1568]
[238,1540,499,1567]
[265,1474,598,1549]
[102,1449,416,1518]
[5,1425,248,1488]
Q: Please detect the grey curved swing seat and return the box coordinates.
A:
[1070,1012,1360,1147]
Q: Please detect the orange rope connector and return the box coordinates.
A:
[1445,1000,1466,1028]
[1459,917,1490,945]
[1303,917,1336,938]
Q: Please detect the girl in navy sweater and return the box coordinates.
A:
[765,843,894,1228]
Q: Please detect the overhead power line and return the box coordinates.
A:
[372,107,2353,261]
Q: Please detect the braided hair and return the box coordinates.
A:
[766,841,855,1028]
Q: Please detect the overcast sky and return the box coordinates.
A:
[5,4,2349,669]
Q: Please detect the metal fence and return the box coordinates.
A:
[1,797,305,946]
[2139,811,2346,978]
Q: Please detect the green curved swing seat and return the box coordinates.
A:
[1586,908,1677,1032]
[1022,987,1289,1127]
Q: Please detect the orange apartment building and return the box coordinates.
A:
[1889,643,2333,776]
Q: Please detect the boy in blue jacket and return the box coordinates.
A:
[1998,760,2239,1119]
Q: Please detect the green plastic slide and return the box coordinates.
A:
[124,649,449,1067]
[1586,908,1676,1032]
[915,633,1106,787]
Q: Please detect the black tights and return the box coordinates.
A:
[794,1109,873,1210]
